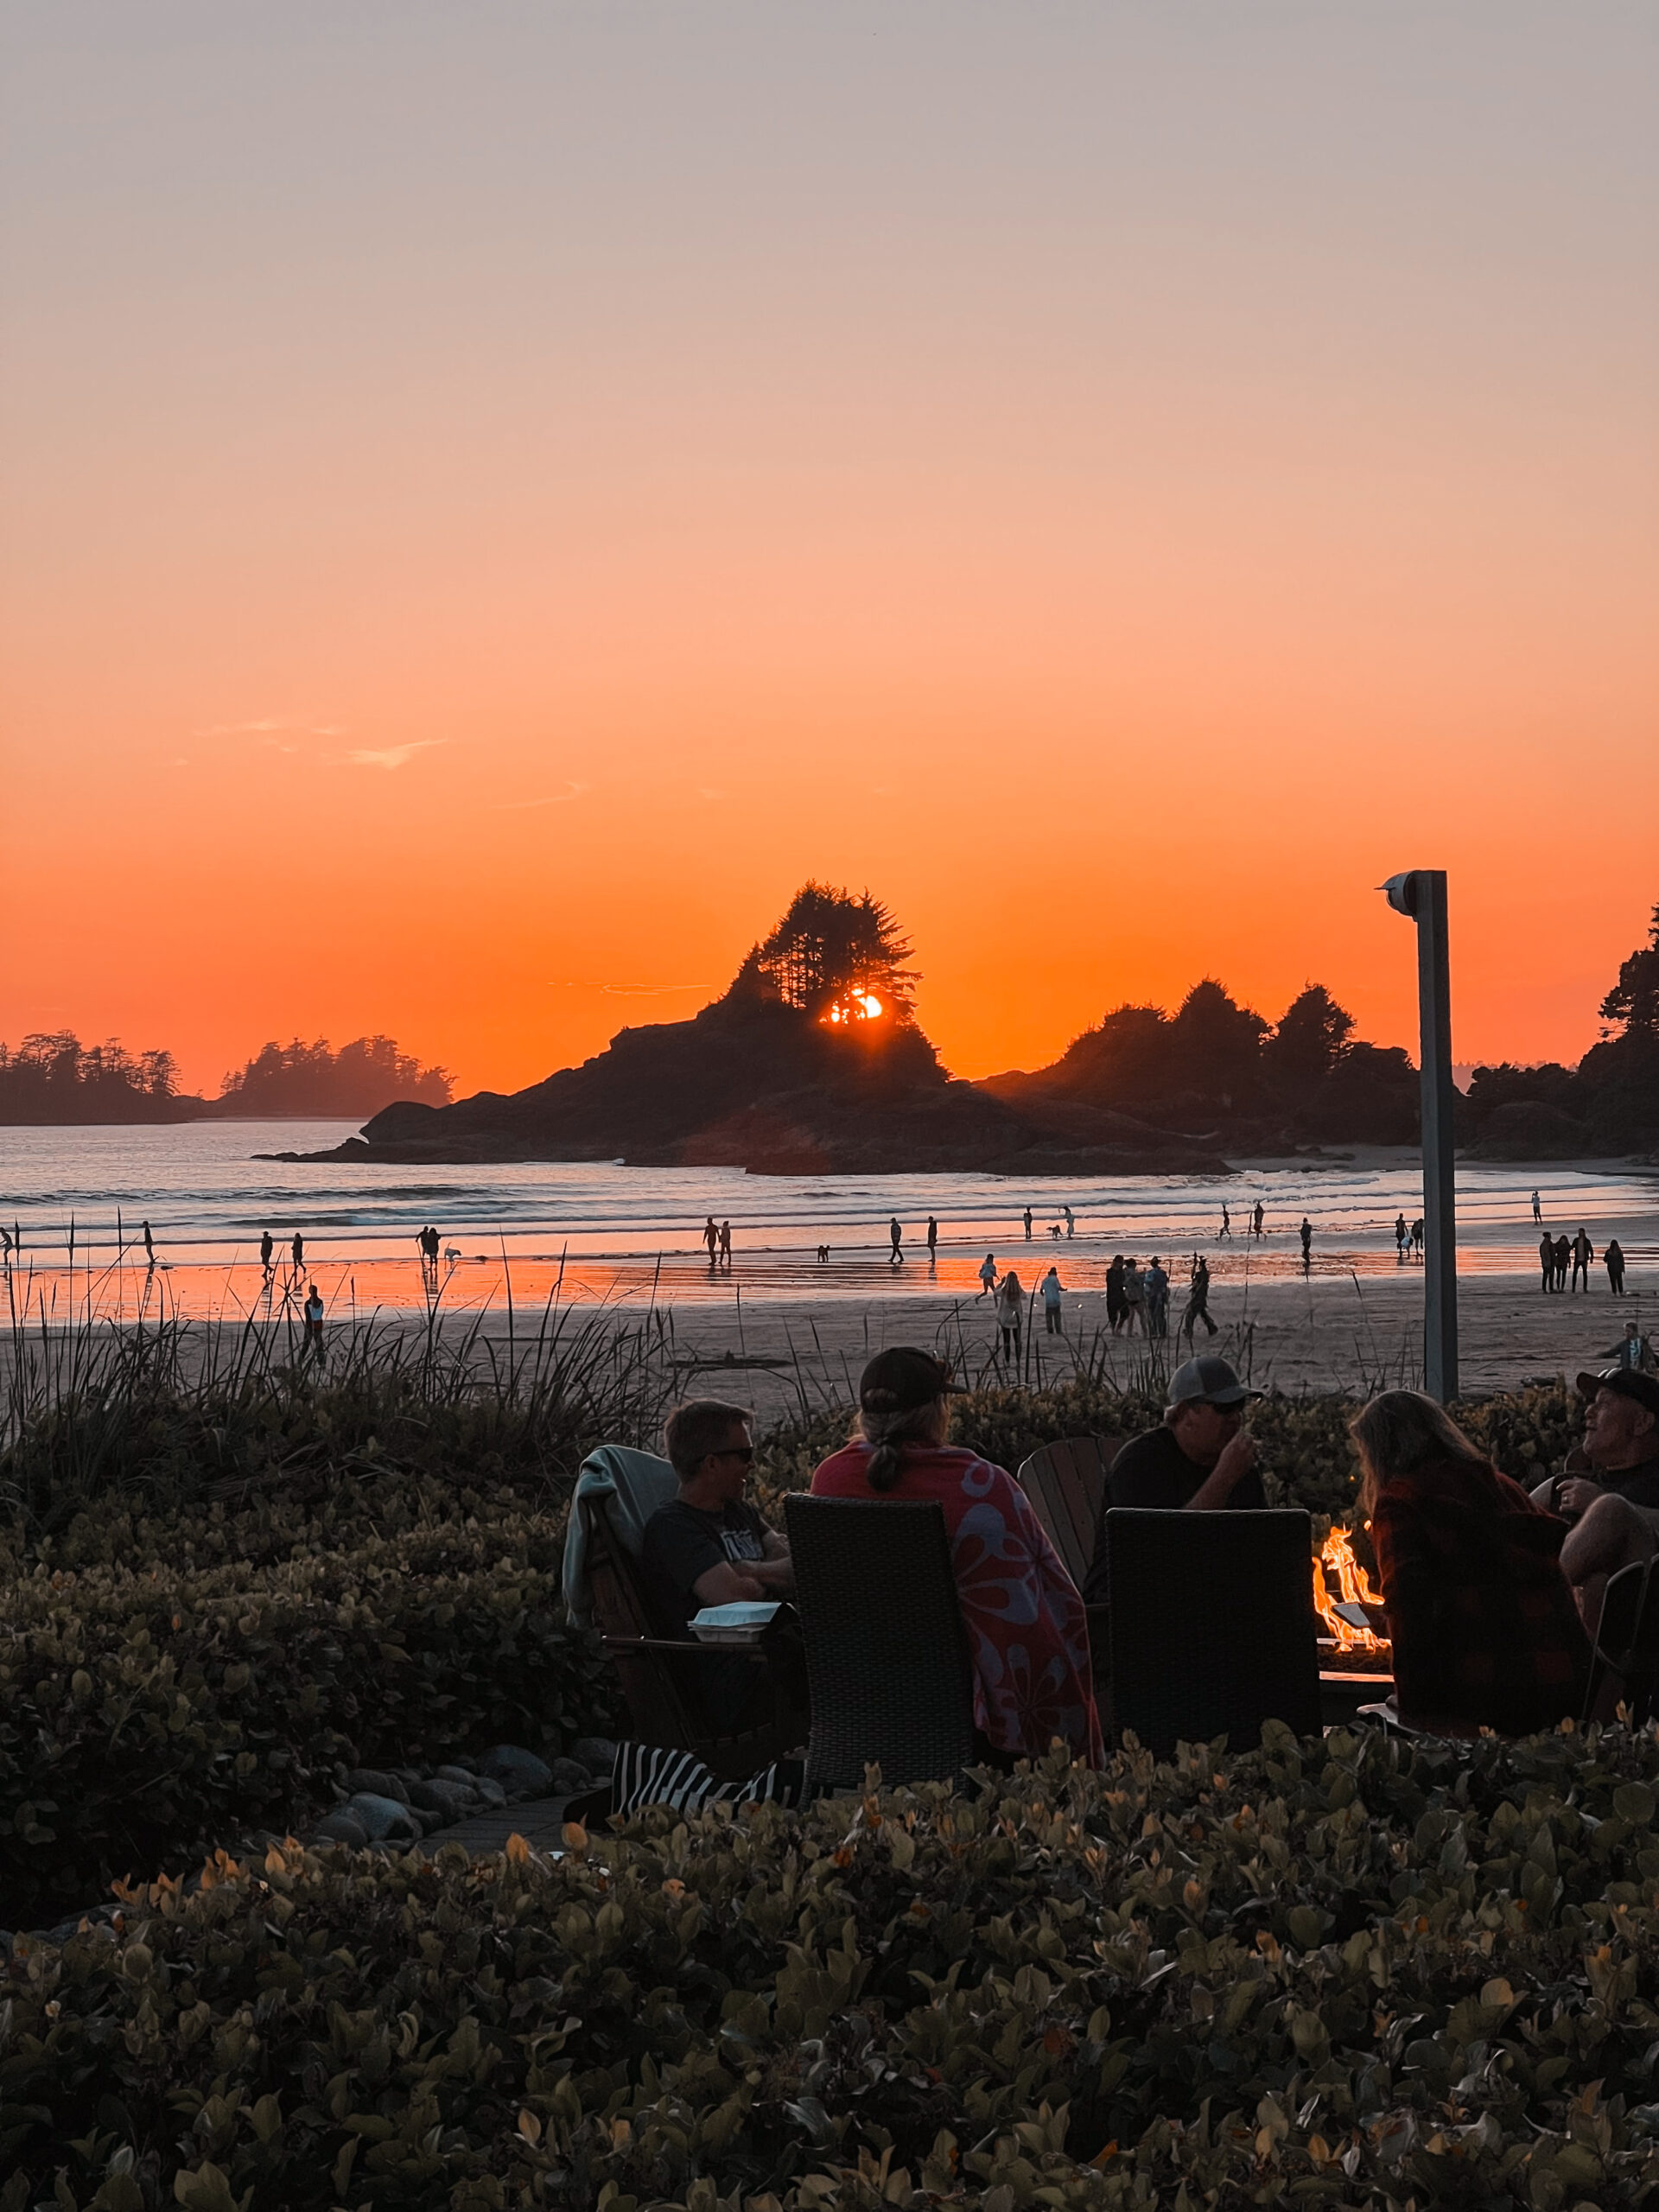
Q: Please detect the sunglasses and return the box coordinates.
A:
[707,1444,756,1465]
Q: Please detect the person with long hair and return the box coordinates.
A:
[810,1348,1103,1765]
[1351,1389,1590,1736]
[995,1269,1024,1362]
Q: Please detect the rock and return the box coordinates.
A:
[548,1758,594,1796]
[412,1805,447,1834]
[408,1779,474,1823]
[436,1763,480,1788]
[391,1766,423,1788]
[345,1768,410,1806]
[312,1812,368,1848]
[478,1745,553,1796]
[346,1792,423,1843]
[468,1776,507,1808]
[570,1737,619,1777]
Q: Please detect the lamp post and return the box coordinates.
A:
[1381,869,1458,1402]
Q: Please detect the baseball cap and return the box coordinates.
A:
[1575,1368,1659,1421]
[1167,1354,1262,1409]
[859,1346,969,1414]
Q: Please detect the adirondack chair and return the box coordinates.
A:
[1583,1558,1659,1727]
[564,1447,799,1781]
[784,1495,979,1796]
[1014,1435,1122,1591]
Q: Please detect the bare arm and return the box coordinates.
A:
[690,1560,768,1606]
[1185,1432,1258,1510]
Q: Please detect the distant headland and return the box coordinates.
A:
[261,887,1659,1177]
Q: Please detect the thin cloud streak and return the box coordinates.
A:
[336,741,448,771]
[550,981,714,996]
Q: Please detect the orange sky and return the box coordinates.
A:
[3,6,1656,1100]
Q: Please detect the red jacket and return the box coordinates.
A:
[1370,1455,1590,1734]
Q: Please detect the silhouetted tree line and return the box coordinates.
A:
[1033,979,1420,1144]
[0,1033,186,1123]
[0,1032,451,1123]
[213,1036,452,1116]
[1460,902,1659,1159]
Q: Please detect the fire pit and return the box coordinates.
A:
[1314,1526,1393,1720]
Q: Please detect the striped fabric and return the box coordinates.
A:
[610,1741,804,1818]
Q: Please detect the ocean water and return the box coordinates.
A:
[1,1121,1655,1319]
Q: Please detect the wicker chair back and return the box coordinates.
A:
[1098,1507,1323,1753]
[784,1495,978,1796]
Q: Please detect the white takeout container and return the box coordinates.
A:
[689,1600,780,1644]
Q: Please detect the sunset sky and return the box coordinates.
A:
[3,4,1656,1099]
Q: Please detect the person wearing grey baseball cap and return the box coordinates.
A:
[1080,1355,1266,1605]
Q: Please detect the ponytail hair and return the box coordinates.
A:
[856,1394,950,1492]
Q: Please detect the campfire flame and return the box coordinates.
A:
[1313,1526,1390,1656]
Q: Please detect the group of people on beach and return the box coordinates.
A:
[1540,1228,1627,1294]
[632,1337,1659,1764]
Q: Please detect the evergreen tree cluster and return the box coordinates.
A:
[213,1035,453,1116]
[0,1033,184,1123]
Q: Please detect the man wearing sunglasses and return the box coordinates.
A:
[640,1398,795,1729]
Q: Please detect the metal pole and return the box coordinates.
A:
[1382,869,1459,1401]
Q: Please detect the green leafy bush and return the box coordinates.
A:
[6,1722,1659,2208]
[0,1505,614,1926]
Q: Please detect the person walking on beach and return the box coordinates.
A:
[1411,1218,1425,1259]
[291,1232,304,1272]
[1571,1228,1594,1293]
[1395,1213,1408,1256]
[1218,1203,1231,1240]
[1122,1258,1146,1335]
[1300,1217,1313,1269]
[1607,1240,1627,1295]
[1022,1206,1033,1242]
[302,1283,326,1366]
[995,1269,1024,1362]
[1540,1232,1555,1293]
[1063,1205,1075,1240]
[141,1219,154,1266]
[1041,1265,1064,1334]
[259,1229,274,1273]
[1145,1256,1170,1337]
[1180,1255,1218,1341]
[1603,1322,1657,1376]
[889,1217,904,1264]
[977,1252,997,1298]
[702,1217,719,1266]
[925,1215,938,1262]
[0,1226,10,1266]
[1532,1189,1543,1226]
[718,1220,732,1266]
[1252,1201,1265,1239]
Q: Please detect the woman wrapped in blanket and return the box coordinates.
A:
[811,1347,1103,1765]
[1353,1390,1590,1737]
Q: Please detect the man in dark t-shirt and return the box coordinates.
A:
[1083,1354,1266,1605]
[1547,1370,1659,1632]
[639,1398,796,1732]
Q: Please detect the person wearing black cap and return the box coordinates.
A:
[1554,1370,1659,1631]
[1081,1355,1266,1604]
[810,1347,1103,1765]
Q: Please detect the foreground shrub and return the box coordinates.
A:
[0,1509,614,1926]
[5,1722,1659,2208]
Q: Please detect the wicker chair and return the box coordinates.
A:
[1015,1436,1122,1592]
[570,1450,797,1781]
[1584,1558,1659,1726]
[1095,1507,1323,1754]
[783,1495,978,1796]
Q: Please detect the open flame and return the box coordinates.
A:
[1313,1525,1389,1657]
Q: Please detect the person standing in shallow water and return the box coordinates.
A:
[718,1220,732,1266]
[1022,1205,1033,1241]
[925,1216,938,1262]
[1532,1189,1543,1225]
[702,1217,719,1266]
[1300,1217,1313,1269]
[1395,1214,1408,1256]
[1253,1200,1265,1238]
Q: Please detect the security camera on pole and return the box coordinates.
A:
[1381,869,1458,1402]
